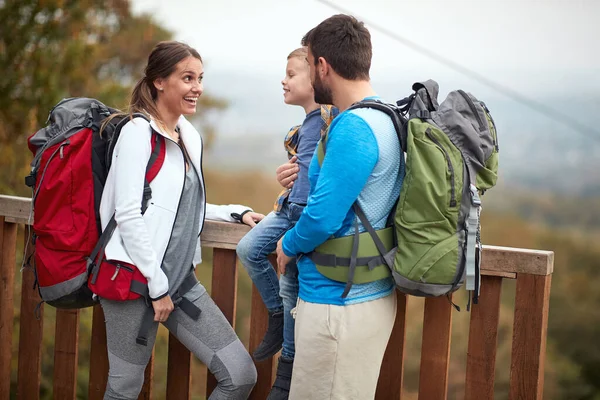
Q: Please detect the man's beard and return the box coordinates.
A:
[312,73,333,105]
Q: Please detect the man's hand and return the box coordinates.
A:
[152,295,174,322]
[242,211,265,228]
[276,156,299,189]
[276,237,292,274]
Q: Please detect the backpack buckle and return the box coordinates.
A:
[25,172,37,188]
[469,185,481,207]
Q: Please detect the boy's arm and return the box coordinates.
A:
[281,113,379,257]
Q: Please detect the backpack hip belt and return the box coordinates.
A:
[135,270,202,346]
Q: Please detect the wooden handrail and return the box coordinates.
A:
[0,195,553,277]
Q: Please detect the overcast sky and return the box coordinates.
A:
[129,0,599,179]
[131,0,599,95]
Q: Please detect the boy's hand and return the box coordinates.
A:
[276,156,299,189]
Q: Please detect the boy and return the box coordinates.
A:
[236,47,336,400]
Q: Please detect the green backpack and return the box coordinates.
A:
[307,80,499,306]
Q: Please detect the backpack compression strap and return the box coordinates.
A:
[465,184,482,306]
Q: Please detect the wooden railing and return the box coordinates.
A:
[0,195,553,399]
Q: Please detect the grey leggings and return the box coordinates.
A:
[100,284,257,400]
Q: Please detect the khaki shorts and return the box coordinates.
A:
[289,291,397,400]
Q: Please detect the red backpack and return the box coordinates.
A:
[26,98,165,309]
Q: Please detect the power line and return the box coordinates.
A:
[315,0,600,141]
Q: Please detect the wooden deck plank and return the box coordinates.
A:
[88,305,109,400]
[17,230,43,400]
[207,248,238,397]
[465,276,503,400]
[375,293,408,400]
[53,309,80,400]
[167,333,192,400]
[509,274,552,400]
[0,219,17,399]
[419,296,453,400]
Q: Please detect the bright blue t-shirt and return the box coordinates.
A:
[282,98,405,305]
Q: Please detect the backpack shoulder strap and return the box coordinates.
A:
[316,105,336,166]
[348,100,407,152]
[88,115,165,277]
[320,105,335,129]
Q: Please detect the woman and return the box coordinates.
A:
[98,41,262,400]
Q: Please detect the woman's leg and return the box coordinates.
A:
[164,284,257,400]
[100,298,158,400]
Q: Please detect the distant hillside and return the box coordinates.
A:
[202,70,600,196]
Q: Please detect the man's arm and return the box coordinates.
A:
[281,113,379,257]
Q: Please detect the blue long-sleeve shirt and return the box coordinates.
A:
[282,100,404,305]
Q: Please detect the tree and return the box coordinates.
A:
[0,0,226,195]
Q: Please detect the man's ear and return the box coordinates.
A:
[317,57,329,78]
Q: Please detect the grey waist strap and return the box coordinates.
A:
[307,252,386,271]
[135,270,201,346]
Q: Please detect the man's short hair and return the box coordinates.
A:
[301,14,372,81]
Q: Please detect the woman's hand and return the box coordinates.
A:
[242,211,265,228]
[152,295,174,322]
[276,156,299,189]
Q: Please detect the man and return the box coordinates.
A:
[276,14,405,400]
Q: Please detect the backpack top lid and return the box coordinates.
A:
[28,98,117,167]
[408,80,498,191]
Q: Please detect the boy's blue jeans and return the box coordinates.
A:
[236,201,303,360]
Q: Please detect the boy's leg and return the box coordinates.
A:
[289,292,397,400]
[279,261,299,360]
[278,200,303,360]
[236,206,296,361]
[266,262,299,399]
[164,284,257,400]
[236,210,290,312]
[100,298,158,400]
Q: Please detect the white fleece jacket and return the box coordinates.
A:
[99,115,250,299]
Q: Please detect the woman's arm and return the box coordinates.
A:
[112,119,169,299]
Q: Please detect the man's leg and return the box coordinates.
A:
[330,291,397,399]
[288,299,338,400]
[290,292,397,400]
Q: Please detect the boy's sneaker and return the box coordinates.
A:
[267,356,293,400]
[253,310,284,361]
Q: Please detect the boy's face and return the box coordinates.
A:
[281,57,313,106]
